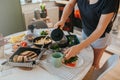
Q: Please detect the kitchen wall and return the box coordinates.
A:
[0,0,25,36]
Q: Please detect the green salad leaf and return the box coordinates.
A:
[50,44,60,51]
[64,56,78,64]
[40,31,48,35]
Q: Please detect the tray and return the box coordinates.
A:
[8,47,41,67]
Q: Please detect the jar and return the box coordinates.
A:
[34,9,40,19]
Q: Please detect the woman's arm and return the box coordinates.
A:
[65,12,114,59]
[60,0,77,23]
[78,13,114,50]
[54,0,77,28]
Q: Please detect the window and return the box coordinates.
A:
[20,0,42,5]
[20,0,61,5]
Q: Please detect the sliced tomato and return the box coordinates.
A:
[20,41,27,47]
[65,62,76,67]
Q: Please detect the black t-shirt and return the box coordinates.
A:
[77,0,119,37]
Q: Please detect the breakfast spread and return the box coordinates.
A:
[5,29,80,69]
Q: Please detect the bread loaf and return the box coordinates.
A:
[20,51,31,56]
[29,53,37,59]
[13,55,18,62]
[23,56,28,62]
[17,56,24,62]
[26,52,35,57]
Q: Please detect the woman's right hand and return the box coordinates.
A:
[54,20,65,29]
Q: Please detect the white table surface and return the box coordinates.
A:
[0,28,94,80]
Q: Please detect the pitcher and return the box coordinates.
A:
[51,27,67,42]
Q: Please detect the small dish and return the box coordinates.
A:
[66,35,80,47]
[25,34,35,42]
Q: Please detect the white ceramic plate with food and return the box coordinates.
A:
[62,56,84,68]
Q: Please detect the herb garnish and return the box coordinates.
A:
[64,56,78,64]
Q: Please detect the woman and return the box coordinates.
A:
[54,0,119,69]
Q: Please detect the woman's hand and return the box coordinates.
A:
[64,45,81,60]
[54,20,65,29]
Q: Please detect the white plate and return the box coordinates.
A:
[63,56,84,68]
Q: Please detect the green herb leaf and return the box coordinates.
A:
[64,56,78,64]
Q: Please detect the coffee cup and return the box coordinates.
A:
[51,52,63,68]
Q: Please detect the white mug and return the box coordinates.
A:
[51,52,63,68]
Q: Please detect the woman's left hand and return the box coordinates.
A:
[64,45,81,60]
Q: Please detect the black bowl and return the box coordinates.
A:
[57,35,80,48]
[66,35,80,47]
[33,36,52,48]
